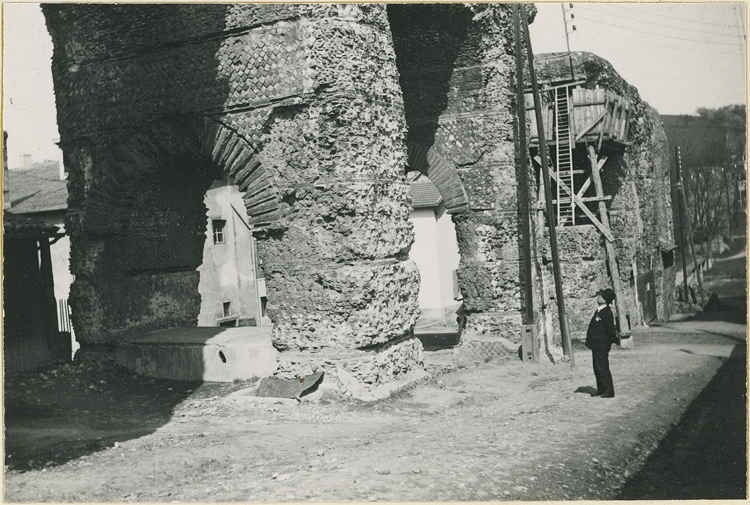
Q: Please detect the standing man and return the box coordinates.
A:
[585,288,620,398]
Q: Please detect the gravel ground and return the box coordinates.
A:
[4,254,746,502]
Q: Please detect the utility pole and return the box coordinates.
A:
[521,5,575,366]
[561,3,576,81]
[675,148,690,302]
[675,147,705,305]
[512,4,535,327]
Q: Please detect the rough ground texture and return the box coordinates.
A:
[5,252,746,501]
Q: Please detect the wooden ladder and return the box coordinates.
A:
[554,86,574,225]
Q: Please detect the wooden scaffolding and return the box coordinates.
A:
[525,81,634,339]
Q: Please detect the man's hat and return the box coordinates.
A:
[598,288,616,304]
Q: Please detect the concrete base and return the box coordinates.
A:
[619,335,636,350]
[115,327,278,382]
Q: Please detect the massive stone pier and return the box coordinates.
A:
[43,4,675,386]
[43,4,532,391]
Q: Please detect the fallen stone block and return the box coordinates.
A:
[256,372,325,399]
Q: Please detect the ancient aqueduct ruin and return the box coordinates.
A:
[43,4,675,395]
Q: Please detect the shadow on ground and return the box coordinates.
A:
[688,306,747,324]
[616,344,747,500]
[3,362,251,472]
[574,386,598,395]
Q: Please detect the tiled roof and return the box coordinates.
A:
[14,161,61,180]
[7,162,68,214]
[3,210,60,236]
[409,177,442,209]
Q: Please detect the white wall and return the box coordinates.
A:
[32,212,72,302]
[51,234,72,301]
[409,204,461,323]
[197,181,262,327]
[33,212,76,356]
[410,208,442,313]
[435,205,461,307]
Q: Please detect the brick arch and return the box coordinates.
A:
[405,142,469,214]
[85,115,281,235]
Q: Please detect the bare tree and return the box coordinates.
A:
[682,105,748,255]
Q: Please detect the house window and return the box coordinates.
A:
[217,301,237,327]
[661,249,674,269]
[212,219,226,244]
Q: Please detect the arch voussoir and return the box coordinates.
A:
[406,141,470,214]
[224,145,257,178]
[214,135,245,171]
[82,115,284,235]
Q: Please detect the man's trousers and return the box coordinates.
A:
[592,349,614,396]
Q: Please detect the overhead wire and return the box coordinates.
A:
[588,3,741,28]
[732,6,747,52]
[574,15,744,46]
[571,20,745,105]
[577,5,740,37]
[548,6,745,112]
[576,23,745,55]
[544,4,745,113]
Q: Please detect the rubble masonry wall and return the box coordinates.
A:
[389,4,533,344]
[43,4,425,382]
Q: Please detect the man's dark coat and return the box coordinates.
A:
[585,305,618,351]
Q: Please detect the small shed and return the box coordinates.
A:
[3,211,69,373]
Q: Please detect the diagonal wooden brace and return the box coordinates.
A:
[576,156,608,199]
[549,170,615,242]
[575,110,608,142]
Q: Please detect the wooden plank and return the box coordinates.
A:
[572,100,608,107]
[597,96,611,151]
[576,98,586,140]
[532,79,586,92]
[613,101,623,139]
[575,108,608,142]
[567,90,577,141]
[576,156,607,198]
[547,97,554,142]
[588,145,630,337]
[553,195,612,204]
[620,106,629,140]
[548,170,615,242]
[622,108,631,142]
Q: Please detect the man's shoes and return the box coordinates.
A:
[590,392,602,397]
[600,393,615,398]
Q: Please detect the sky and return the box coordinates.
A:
[528,3,747,114]
[1,2,747,169]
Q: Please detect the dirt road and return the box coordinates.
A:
[4,254,746,502]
